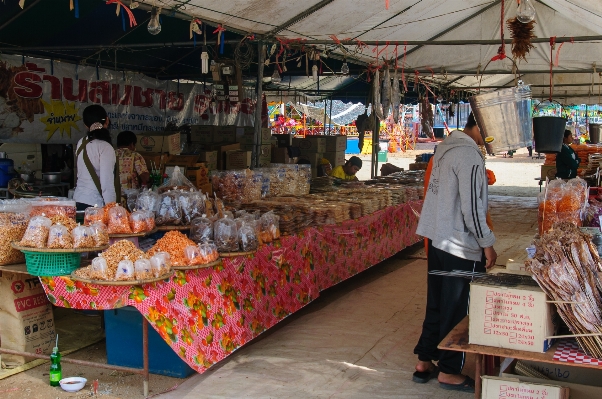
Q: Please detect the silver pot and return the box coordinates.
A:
[42,172,62,184]
[20,173,35,183]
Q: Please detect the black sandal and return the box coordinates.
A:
[439,376,475,392]
[412,366,439,383]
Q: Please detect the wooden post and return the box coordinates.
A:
[253,41,266,169]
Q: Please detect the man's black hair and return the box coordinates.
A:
[117,131,137,147]
[465,112,477,129]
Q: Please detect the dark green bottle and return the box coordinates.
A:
[49,346,61,387]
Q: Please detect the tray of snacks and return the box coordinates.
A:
[156,225,190,231]
[11,242,108,253]
[219,250,256,258]
[171,258,222,270]
[70,268,173,286]
[108,228,158,238]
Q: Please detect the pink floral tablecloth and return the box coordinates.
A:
[39,201,422,373]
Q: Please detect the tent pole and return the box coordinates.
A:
[329,97,333,135]
[253,41,266,169]
[456,92,460,129]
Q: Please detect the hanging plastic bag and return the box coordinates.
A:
[47,224,73,249]
[72,224,95,248]
[90,256,110,280]
[134,258,153,280]
[190,216,213,243]
[107,205,132,234]
[115,258,135,280]
[89,222,109,247]
[20,215,52,248]
[155,191,182,226]
[214,216,239,252]
[159,166,195,192]
[84,205,105,226]
[136,189,160,215]
[150,252,171,277]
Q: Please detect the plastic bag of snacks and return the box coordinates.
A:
[89,222,109,247]
[124,189,140,212]
[29,199,76,219]
[214,216,239,252]
[143,210,156,231]
[199,241,219,263]
[188,191,205,221]
[20,215,52,248]
[84,205,105,226]
[190,216,213,243]
[259,211,280,243]
[134,258,153,280]
[155,191,182,226]
[150,252,171,277]
[176,190,195,225]
[47,224,73,249]
[115,258,135,280]
[136,190,159,215]
[129,210,150,233]
[90,256,110,280]
[184,245,203,266]
[107,205,132,234]
[239,223,259,251]
[72,224,96,248]
[158,166,196,193]
[0,200,30,265]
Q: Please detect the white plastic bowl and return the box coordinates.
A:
[59,377,87,392]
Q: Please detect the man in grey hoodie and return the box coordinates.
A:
[412,113,497,393]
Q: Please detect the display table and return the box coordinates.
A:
[37,201,423,374]
[439,316,602,399]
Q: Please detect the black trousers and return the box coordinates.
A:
[413,240,485,375]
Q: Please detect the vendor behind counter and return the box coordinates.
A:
[556,130,581,179]
[330,156,362,181]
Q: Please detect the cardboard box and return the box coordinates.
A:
[272,147,292,164]
[297,152,321,178]
[199,143,240,170]
[482,376,569,399]
[185,163,210,188]
[323,151,346,167]
[503,249,530,275]
[225,150,252,170]
[501,362,602,398]
[518,360,602,387]
[136,132,181,155]
[258,144,271,167]
[273,134,294,148]
[165,154,199,168]
[236,127,271,144]
[139,152,170,174]
[324,135,348,152]
[190,125,214,143]
[292,137,326,153]
[213,126,236,143]
[198,151,218,170]
[469,280,557,353]
[0,271,55,365]
[541,165,557,180]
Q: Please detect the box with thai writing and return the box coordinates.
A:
[482,376,568,399]
[469,279,557,353]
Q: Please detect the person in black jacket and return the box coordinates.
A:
[556,130,580,179]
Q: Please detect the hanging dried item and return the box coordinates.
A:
[419,97,434,140]
[507,17,537,62]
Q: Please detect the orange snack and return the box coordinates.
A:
[147,231,196,266]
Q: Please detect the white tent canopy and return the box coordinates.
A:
[139,0,602,103]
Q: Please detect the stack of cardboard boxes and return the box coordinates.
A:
[235,127,272,168]
[289,135,347,177]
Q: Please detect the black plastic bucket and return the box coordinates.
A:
[533,116,567,153]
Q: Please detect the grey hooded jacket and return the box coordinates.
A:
[416,130,496,262]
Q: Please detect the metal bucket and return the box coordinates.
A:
[533,116,566,153]
[590,123,602,144]
[468,84,532,154]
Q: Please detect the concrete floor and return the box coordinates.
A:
[156,196,538,399]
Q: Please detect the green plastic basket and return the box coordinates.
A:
[22,251,82,276]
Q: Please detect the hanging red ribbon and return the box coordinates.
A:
[491,0,506,61]
[106,0,137,27]
[386,0,389,10]
[555,38,573,67]
[372,41,390,60]
[549,36,556,101]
